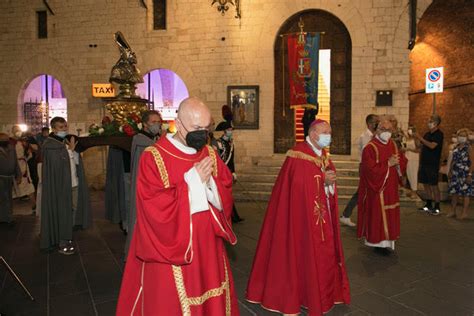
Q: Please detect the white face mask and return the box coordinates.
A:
[56,131,67,138]
[379,131,392,142]
[458,136,467,143]
[316,134,331,148]
[428,122,436,129]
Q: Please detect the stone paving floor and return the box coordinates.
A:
[0,191,473,316]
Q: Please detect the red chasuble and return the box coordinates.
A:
[357,138,407,244]
[116,136,238,316]
[246,142,350,315]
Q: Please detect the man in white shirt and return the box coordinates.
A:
[340,114,379,227]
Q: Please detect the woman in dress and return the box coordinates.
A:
[447,128,474,219]
[11,126,35,200]
[404,126,420,198]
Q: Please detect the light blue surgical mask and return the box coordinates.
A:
[56,131,67,138]
[317,134,331,148]
[225,130,233,139]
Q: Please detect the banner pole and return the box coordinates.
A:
[282,38,286,117]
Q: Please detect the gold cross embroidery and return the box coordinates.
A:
[313,175,326,241]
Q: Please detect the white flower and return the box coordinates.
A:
[119,126,123,132]
[98,128,104,134]
[137,123,143,130]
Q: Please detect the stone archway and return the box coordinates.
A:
[19,74,68,133]
[274,9,352,154]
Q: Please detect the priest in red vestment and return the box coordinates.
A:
[246,119,350,315]
[116,97,239,316]
[357,116,407,255]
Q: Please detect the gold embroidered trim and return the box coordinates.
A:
[130,262,146,316]
[156,144,203,162]
[146,145,228,314]
[145,146,194,264]
[207,145,218,177]
[286,149,329,169]
[313,175,326,241]
[379,192,390,240]
[208,204,237,246]
[172,255,231,315]
[367,142,380,164]
[144,146,170,188]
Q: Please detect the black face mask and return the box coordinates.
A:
[0,141,9,148]
[186,130,208,151]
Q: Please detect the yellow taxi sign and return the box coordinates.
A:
[92,84,115,97]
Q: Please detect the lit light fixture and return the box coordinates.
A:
[211,0,241,19]
[18,124,28,132]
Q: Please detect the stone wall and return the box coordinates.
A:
[409,0,474,161]
[0,0,432,183]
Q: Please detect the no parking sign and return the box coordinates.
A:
[425,67,444,93]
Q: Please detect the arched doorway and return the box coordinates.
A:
[136,68,189,131]
[274,10,352,154]
[18,74,67,133]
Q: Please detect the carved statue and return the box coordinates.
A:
[110,32,143,97]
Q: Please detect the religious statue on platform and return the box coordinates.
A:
[110,31,143,97]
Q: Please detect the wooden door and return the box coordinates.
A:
[274,9,352,154]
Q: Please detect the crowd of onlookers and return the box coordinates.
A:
[0,126,50,224]
[1,114,472,229]
[340,113,472,227]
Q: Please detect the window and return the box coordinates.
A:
[153,0,166,30]
[37,11,47,39]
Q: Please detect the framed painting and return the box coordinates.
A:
[227,85,259,129]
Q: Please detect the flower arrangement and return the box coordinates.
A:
[88,114,143,137]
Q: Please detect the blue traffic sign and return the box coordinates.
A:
[428,70,441,82]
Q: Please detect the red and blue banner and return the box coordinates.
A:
[287,33,320,108]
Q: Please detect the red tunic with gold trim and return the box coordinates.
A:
[246,142,351,315]
[357,138,407,243]
[116,136,239,316]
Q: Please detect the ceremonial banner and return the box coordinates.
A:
[287,33,320,108]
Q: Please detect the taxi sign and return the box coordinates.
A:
[92,84,115,97]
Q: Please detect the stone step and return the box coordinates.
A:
[239,154,356,166]
[253,159,360,169]
[237,174,360,186]
[238,173,278,183]
[235,182,358,195]
[236,166,359,177]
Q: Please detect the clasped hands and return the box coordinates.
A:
[195,156,213,183]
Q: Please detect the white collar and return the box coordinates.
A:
[306,136,322,156]
[166,133,197,154]
[375,135,389,144]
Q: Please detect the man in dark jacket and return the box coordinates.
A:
[0,133,21,225]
